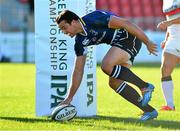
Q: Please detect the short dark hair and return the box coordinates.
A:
[56,10,80,24]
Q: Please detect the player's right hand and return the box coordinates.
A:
[146,40,158,56]
[58,97,72,106]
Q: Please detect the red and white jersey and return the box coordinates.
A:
[163,0,180,19]
[162,0,180,57]
[168,24,180,38]
[163,0,180,13]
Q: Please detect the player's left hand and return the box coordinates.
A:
[146,40,158,56]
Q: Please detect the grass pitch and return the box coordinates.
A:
[0,63,180,130]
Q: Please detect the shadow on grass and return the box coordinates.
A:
[75,115,180,130]
[0,116,52,123]
[1,115,180,130]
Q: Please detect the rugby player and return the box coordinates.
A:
[56,10,158,121]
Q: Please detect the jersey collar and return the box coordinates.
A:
[79,18,87,36]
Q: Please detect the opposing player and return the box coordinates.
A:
[56,10,158,121]
[157,0,180,111]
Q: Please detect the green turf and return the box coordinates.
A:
[0,63,180,130]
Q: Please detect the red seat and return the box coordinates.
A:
[107,0,120,15]
[141,0,154,17]
[130,0,143,17]
[96,0,108,10]
[109,6,120,15]
[108,0,120,7]
[152,0,164,17]
[119,0,132,17]
[151,0,165,31]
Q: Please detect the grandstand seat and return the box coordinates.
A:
[151,0,165,30]
[141,0,154,17]
[108,0,120,7]
[152,0,164,17]
[108,0,120,15]
[96,0,108,10]
[110,6,121,15]
[130,0,143,17]
[119,0,132,17]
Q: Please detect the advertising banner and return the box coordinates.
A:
[35,0,96,116]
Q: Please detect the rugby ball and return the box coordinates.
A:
[51,104,77,121]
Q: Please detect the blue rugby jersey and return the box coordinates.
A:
[74,10,142,57]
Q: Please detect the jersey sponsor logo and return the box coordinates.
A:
[89,29,98,36]
[82,38,91,45]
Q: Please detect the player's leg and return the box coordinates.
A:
[101,47,148,88]
[109,63,157,121]
[101,46,154,106]
[109,65,155,113]
[160,52,180,110]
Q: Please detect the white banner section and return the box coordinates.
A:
[35,0,96,116]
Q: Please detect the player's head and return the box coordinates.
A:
[56,10,80,37]
[56,10,80,24]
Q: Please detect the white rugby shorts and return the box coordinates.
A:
[163,24,180,58]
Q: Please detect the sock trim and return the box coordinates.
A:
[111,65,121,78]
[116,82,126,93]
[161,76,172,81]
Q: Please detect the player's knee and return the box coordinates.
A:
[109,80,124,90]
[109,80,116,88]
[161,63,173,77]
[101,61,113,75]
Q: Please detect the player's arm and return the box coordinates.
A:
[60,55,86,105]
[157,17,180,30]
[169,17,180,24]
[108,16,158,56]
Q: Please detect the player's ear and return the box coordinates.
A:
[71,19,78,25]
